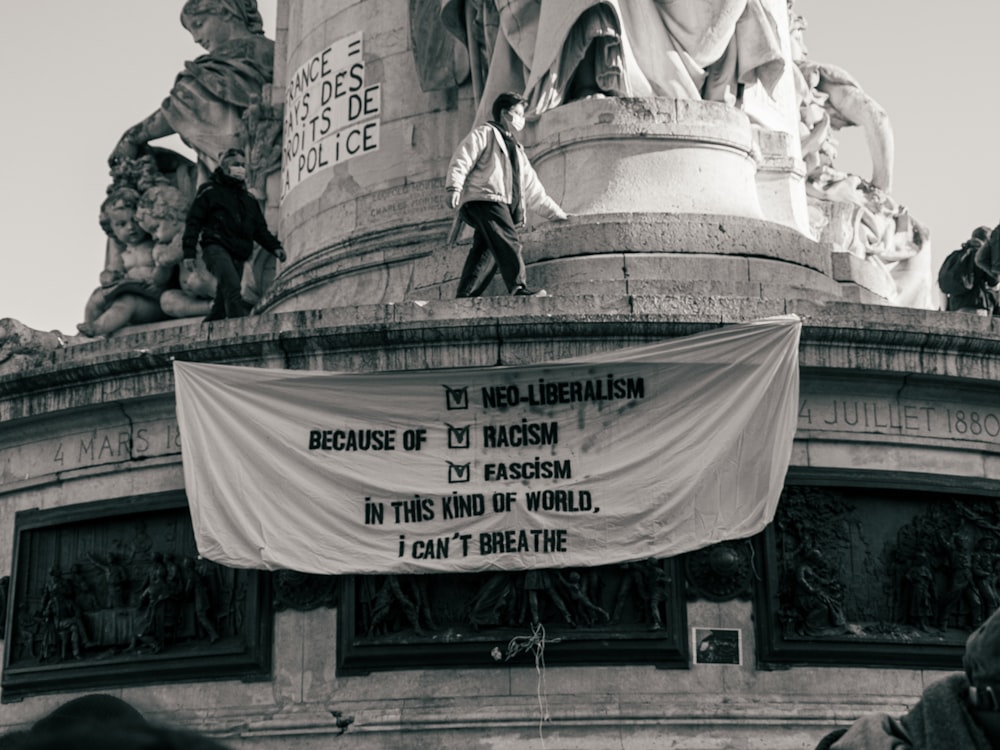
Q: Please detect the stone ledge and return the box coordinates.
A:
[1,299,998,412]
[522,213,832,276]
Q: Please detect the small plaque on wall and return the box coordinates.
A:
[692,627,742,665]
[2,492,271,701]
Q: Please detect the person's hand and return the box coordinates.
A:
[274,247,287,262]
[448,191,461,210]
[182,258,197,275]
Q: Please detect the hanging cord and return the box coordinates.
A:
[494,622,561,748]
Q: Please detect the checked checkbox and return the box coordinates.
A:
[446,423,470,449]
[443,385,469,410]
[447,461,471,483]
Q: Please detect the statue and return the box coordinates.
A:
[87,550,130,609]
[366,575,435,636]
[38,567,89,661]
[467,572,519,630]
[110,0,275,181]
[136,185,218,319]
[976,224,1000,287]
[184,557,220,643]
[93,0,281,329]
[972,537,999,618]
[78,188,167,337]
[556,571,610,626]
[901,550,936,633]
[437,0,787,122]
[66,564,98,613]
[523,569,575,627]
[793,548,851,636]
[789,6,931,308]
[937,533,983,630]
[131,564,174,654]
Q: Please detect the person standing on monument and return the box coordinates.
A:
[182,149,285,320]
[446,92,569,298]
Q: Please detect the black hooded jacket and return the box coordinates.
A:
[182,168,281,262]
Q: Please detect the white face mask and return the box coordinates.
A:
[509,113,525,132]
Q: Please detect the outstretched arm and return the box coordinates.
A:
[816,65,894,193]
[110,110,175,164]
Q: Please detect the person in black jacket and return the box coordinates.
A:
[938,226,997,316]
[182,148,285,320]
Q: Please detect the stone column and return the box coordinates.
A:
[265,1,874,311]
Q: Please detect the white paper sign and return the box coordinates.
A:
[282,31,381,197]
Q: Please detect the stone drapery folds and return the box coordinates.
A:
[435,0,786,122]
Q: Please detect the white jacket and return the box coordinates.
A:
[446,123,565,224]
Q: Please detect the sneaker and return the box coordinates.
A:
[512,285,548,297]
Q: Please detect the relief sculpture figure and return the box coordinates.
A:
[901,551,936,633]
[78,189,167,337]
[793,548,850,636]
[937,534,983,630]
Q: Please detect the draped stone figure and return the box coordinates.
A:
[429,0,786,122]
[110,0,276,182]
[90,0,281,332]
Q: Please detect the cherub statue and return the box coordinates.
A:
[135,184,218,319]
[78,188,167,337]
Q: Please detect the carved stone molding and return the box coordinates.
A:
[684,541,755,602]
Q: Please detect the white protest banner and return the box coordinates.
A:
[281,30,381,197]
[174,316,800,574]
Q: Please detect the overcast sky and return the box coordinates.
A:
[1,1,995,334]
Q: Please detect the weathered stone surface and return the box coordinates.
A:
[0,319,64,377]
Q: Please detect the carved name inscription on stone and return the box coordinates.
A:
[356,179,449,232]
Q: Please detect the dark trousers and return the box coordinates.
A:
[202,244,250,320]
[456,201,526,297]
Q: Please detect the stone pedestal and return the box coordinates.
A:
[528,98,763,219]
[264,92,880,312]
